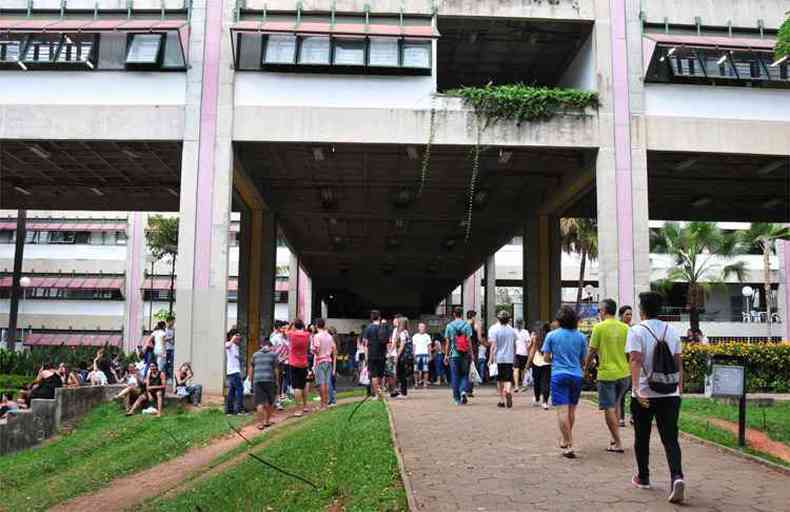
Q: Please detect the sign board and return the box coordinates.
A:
[705,364,745,397]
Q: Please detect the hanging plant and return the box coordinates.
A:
[776,15,790,60]
[418,106,436,198]
[465,114,482,243]
[446,83,599,127]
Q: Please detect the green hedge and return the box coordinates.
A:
[0,346,137,377]
[0,374,31,390]
[683,343,790,393]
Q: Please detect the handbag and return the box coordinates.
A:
[243,377,252,395]
[359,366,370,386]
[488,361,498,378]
[469,361,482,384]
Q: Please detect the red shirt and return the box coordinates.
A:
[288,330,310,368]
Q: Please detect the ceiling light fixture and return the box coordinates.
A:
[498,149,512,164]
[29,144,50,159]
[166,187,179,197]
[691,196,712,208]
[764,197,782,209]
[17,60,27,70]
[122,149,140,159]
[770,55,788,67]
[313,148,325,161]
[674,158,697,171]
[89,187,104,197]
[667,47,677,57]
[716,53,729,65]
[13,186,31,196]
[756,160,784,175]
[406,146,419,160]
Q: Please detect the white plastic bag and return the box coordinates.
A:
[522,370,533,388]
[469,361,482,384]
[243,377,252,395]
[359,367,370,386]
[488,362,498,378]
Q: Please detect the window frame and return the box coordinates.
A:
[124,32,165,68]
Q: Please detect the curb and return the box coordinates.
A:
[384,399,420,512]
[678,431,790,476]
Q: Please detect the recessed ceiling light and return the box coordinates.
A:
[13,186,31,196]
[691,196,712,208]
[122,149,140,159]
[166,187,179,197]
[674,158,697,171]
[764,197,782,209]
[29,144,50,159]
[89,187,104,197]
[406,146,419,160]
[313,148,325,161]
[757,160,784,175]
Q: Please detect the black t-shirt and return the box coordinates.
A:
[364,323,390,360]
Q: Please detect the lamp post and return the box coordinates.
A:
[18,276,31,349]
[742,286,754,343]
[146,254,157,332]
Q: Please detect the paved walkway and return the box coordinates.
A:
[388,387,790,512]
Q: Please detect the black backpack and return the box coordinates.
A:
[641,324,679,394]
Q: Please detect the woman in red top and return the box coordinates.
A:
[287,319,311,416]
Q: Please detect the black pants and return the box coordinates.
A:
[631,396,684,481]
[532,365,550,402]
[397,361,410,396]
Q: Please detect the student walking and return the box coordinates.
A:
[488,310,518,409]
[444,307,474,406]
[396,317,413,398]
[465,310,485,397]
[627,292,685,504]
[249,339,279,430]
[311,318,336,410]
[514,319,531,392]
[363,310,389,399]
[288,320,311,416]
[585,298,630,453]
[542,307,587,458]
[618,305,634,426]
[412,322,432,388]
[528,322,552,409]
[224,327,244,416]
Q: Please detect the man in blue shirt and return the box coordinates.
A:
[542,305,587,458]
[444,306,474,405]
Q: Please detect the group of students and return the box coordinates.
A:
[233,318,339,430]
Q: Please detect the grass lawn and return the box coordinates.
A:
[143,400,407,512]
[680,398,790,445]
[0,403,249,512]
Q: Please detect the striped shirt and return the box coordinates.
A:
[251,347,278,383]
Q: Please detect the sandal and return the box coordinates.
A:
[294,411,303,417]
[257,424,265,430]
[562,448,577,459]
[606,442,625,453]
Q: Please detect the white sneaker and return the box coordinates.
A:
[668,479,685,504]
[542,402,550,410]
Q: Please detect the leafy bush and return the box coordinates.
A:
[446,84,599,126]
[0,346,137,376]
[0,374,31,390]
[776,15,790,60]
[683,342,790,393]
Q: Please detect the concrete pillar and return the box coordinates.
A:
[287,252,298,320]
[259,213,277,341]
[523,215,562,326]
[779,240,790,341]
[463,267,482,317]
[123,213,145,352]
[592,0,651,308]
[173,0,236,394]
[297,264,313,322]
[484,255,496,329]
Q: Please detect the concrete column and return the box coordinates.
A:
[523,215,562,325]
[297,264,313,322]
[259,212,277,341]
[287,252,298,320]
[123,213,146,352]
[463,267,482,317]
[484,255,496,329]
[779,240,790,341]
[173,0,236,394]
[592,0,651,308]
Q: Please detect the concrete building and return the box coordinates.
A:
[1,0,788,392]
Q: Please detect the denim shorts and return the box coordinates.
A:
[597,377,630,410]
[414,354,430,372]
[551,373,583,406]
[315,362,333,385]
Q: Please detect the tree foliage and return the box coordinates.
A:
[446,84,599,127]
[560,218,598,305]
[145,215,179,261]
[776,15,790,60]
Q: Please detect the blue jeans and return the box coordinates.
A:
[433,354,445,382]
[449,357,470,403]
[225,372,243,414]
[329,373,336,404]
[165,349,174,379]
[477,358,487,383]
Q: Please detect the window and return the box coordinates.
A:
[401,40,431,69]
[162,31,185,69]
[97,32,128,70]
[333,38,365,66]
[0,230,13,244]
[0,39,21,62]
[264,35,297,64]
[115,231,128,245]
[23,37,58,63]
[49,231,76,244]
[298,36,331,65]
[25,231,44,244]
[368,37,399,67]
[237,32,263,70]
[74,232,91,244]
[126,33,164,65]
[56,35,95,68]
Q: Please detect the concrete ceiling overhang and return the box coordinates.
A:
[1,140,182,211]
[437,17,593,90]
[236,141,592,312]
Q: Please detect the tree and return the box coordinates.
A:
[145,215,179,317]
[651,222,745,332]
[560,218,598,305]
[737,223,790,340]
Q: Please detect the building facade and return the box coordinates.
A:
[2,0,788,392]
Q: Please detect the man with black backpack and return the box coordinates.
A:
[444,306,474,406]
[363,310,390,400]
[626,292,685,504]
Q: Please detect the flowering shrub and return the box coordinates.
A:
[683,342,790,393]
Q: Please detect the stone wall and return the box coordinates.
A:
[0,384,125,456]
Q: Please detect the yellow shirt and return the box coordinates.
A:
[590,318,630,381]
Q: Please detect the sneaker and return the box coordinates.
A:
[619,419,626,428]
[532,400,541,408]
[542,402,550,410]
[453,400,461,406]
[668,479,685,504]
[461,393,468,405]
[631,475,651,490]
[497,402,505,408]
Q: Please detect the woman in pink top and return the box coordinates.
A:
[311,318,336,409]
[287,319,311,416]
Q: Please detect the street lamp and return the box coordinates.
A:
[19,276,31,347]
[146,254,157,332]
[741,286,754,324]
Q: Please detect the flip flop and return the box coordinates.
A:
[607,443,625,453]
[257,424,265,430]
[294,411,303,417]
[562,449,577,459]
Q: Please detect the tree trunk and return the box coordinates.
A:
[688,283,702,332]
[764,243,772,341]
[6,209,27,350]
[689,305,701,332]
[576,247,587,305]
[168,256,176,317]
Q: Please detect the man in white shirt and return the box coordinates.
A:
[626,291,685,504]
[412,322,432,388]
[514,320,531,392]
[224,327,244,415]
[488,310,518,409]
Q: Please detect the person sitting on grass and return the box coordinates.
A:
[249,339,279,430]
[127,363,166,417]
[175,362,203,407]
[114,363,143,409]
[0,392,20,420]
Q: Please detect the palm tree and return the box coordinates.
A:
[737,223,790,340]
[145,215,179,316]
[651,222,745,332]
[560,218,598,305]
